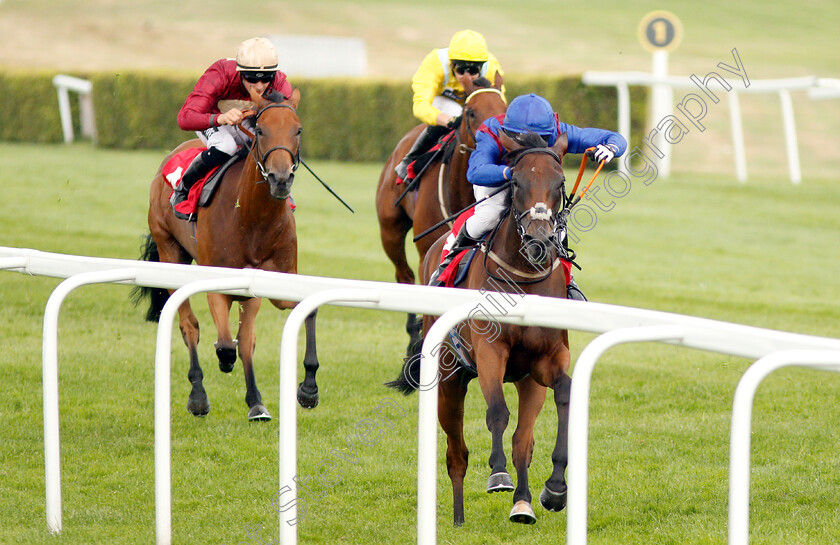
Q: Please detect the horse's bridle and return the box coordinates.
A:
[481,146,572,285]
[247,103,300,180]
[508,147,568,245]
[460,87,505,151]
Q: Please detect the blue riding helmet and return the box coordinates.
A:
[502,93,558,146]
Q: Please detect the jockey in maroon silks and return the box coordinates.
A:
[170,37,293,219]
[428,93,628,300]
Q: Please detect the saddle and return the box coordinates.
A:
[164,146,249,220]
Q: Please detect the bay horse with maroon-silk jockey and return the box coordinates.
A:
[389,131,574,525]
[376,77,507,357]
[135,86,323,421]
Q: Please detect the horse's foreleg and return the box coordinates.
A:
[177,299,208,417]
[207,292,237,373]
[235,297,270,421]
[296,310,320,409]
[475,342,513,495]
[438,365,470,526]
[508,377,547,524]
[541,371,572,513]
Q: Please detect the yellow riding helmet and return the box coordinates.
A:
[448,30,488,63]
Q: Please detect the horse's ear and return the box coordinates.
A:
[498,129,523,153]
[286,87,301,109]
[552,132,568,157]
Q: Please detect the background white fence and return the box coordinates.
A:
[582,71,829,184]
[2,245,840,545]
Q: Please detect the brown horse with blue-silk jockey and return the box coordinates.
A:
[376,77,507,358]
[136,86,324,421]
[389,130,574,525]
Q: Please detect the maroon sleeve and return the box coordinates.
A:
[177,60,229,132]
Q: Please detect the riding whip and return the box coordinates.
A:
[299,159,355,213]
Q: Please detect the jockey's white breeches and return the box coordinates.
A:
[197,122,254,156]
[465,184,509,239]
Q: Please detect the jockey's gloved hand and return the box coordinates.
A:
[447,115,462,130]
[592,144,619,164]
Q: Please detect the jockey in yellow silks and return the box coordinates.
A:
[394,29,506,181]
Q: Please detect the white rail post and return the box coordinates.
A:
[42,268,137,534]
[154,276,257,545]
[728,91,748,183]
[728,349,840,545]
[778,89,801,184]
[616,81,631,176]
[277,289,381,545]
[651,51,672,178]
[567,325,686,545]
[52,75,96,144]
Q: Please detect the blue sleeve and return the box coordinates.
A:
[467,130,509,187]
[560,122,628,157]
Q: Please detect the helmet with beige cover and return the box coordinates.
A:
[235,37,279,80]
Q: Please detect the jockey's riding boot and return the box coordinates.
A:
[170,148,230,219]
[395,124,449,181]
[428,226,482,287]
[567,276,587,301]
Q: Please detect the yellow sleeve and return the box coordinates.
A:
[411,49,447,126]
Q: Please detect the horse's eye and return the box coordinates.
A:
[255,126,264,137]
[296,128,302,136]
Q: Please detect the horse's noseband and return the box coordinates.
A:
[251,103,300,180]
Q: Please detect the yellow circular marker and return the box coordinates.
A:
[638,11,683,53]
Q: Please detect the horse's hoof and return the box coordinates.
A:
[248,404,272,421]
[297,383,319,409]
[539,485,567,512]
[509,500,537,524]
[487,471,514,493]
[216,345,237,373]
[187,396,210,417]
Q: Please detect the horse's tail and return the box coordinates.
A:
[130,233,170,322]
[384,353,422,395]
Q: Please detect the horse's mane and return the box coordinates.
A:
[263,89,288,104]
[473,76,492,88]
[503,131,549,165]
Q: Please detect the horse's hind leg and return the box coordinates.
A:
[438,366,470,526]
[508,377,547,524]
[152,235,208,416]
[296,310,320,409]
[207,292,237,373]
[235,297,270,421]
[541,371,572,513]
[178,299,209,417]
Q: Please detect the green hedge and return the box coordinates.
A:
[0,70,646,163]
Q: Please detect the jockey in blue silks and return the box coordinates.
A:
[428,93,628,300]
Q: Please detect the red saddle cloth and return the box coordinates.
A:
[437,209,476,288]
[162,148,220,217]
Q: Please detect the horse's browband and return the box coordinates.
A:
[465,88,505,104]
